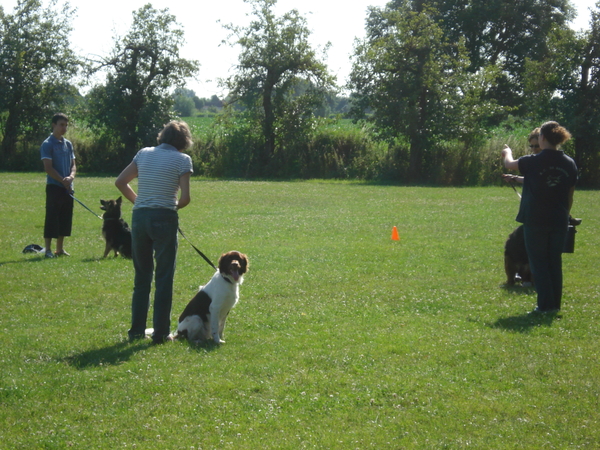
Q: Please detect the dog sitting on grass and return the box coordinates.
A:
[175,251,249,344]
[504,225,532,286]
[100,197,132,258]
[504,216,582,286]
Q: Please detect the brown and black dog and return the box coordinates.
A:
[504,225,532,286]
[100,197,132,258]
[504,216,581,286]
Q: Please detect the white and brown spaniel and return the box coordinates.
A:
[176,251,249,344]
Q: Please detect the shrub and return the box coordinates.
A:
[302,121,386,179]
[186,114,264,178]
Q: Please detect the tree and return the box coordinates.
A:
[222,0,335,172]
[173,95,195,117]
[193,96,206,110]
[349,3,471,181]
[428,0,574,110]
[172,87,204,115]
[521,24,584,123]
[172,88,196,116]
[208,95,223,108]
[519,2,600,186]
[87,4,198,165]
[0,0,79,167]
[566,2,600,185]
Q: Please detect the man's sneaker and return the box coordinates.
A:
[55,250,70,257]
[45,251,55,258]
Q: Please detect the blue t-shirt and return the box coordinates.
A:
[40,134,75,189]
[516,149,577,227]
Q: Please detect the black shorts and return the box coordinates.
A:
[44,184,74,238]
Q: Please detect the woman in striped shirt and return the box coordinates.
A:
[116,121,194,344]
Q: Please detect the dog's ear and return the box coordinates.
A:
[100,199,106,206]
[218,252,230,274]
[116,197,122,205]
[239,253,249,274]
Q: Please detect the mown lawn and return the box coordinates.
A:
[1,173,598,449]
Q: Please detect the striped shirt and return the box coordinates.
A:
[132,143,193,211]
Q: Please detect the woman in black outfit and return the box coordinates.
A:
[502,121,577,312]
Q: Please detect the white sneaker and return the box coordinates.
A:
[45,251,55,258]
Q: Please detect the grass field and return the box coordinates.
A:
[184,115,217,136]
[181,115,361,137]
[1,173,599,449]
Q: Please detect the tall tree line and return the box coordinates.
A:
[1,0,599,184]
[349,0,600,184]
[0,0,199,171]
[0,0,78,165]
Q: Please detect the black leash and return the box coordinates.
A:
[69,193,103,219]
[504,177,522,199]
[70,189,216,271]
[178,227,217,271]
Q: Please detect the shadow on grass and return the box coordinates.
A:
[0,256,50,266]
[1,254,120,265]
[176,338,222,353]
[500,283,536,295]
[81,256,133,263]
[81,257,105,263]
[63,339,221,368]
[63,341,151,369]
[489,310,561,333]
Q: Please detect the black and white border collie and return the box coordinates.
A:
[176,251,249,344]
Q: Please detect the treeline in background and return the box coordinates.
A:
[2,0,600,186]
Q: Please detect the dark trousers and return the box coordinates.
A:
[523,224,568,311]
[44,184,73,238]
[128,208,179,342]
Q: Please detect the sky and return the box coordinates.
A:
[0,0,598,98]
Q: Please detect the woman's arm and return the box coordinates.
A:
[501,174,524,184]
[177,172,192,210]
[568,186,575,213]
[502,145,520,171]
[115,162,138,204]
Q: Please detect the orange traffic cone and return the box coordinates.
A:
[391,226,400,241]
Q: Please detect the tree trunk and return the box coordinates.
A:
[408,55,428,183]
[574,48,593,170]
[0,109,21,167]
[262,81,275,169]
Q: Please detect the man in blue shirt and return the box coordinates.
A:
[40,113,76,258]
